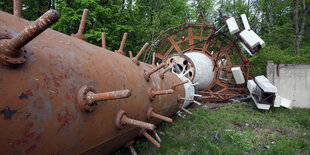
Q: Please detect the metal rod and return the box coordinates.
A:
[153,130,161,143]
[132,43,149,65]
[152,52,156,67]
[180,106,192,115]
[150,89,174,97]
[1,10,60,57]
[101,33,106,48]
[151,112,173,123]
[144,63,166,81]
[172,80,188,89]
[13,0,21,17]
[159,64,173,79]
[125,140,137,155]
[129,51,133,58]
[87,89,131,103]
[121,115,156,131]
[140,129,160,148]
[77,9,89,36]
[119,33,127,53]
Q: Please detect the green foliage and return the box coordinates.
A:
[118,103,310,154]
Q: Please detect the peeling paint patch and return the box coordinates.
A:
[0,107,17,120]
[57,109,75,133]
[19,92,28,100]
[25,145,36,154]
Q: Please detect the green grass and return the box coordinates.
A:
[115,102,310,155]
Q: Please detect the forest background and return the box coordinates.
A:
[1,0,309,75]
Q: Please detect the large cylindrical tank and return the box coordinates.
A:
[0,11,186,154]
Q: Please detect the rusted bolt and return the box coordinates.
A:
[0,10,60,66]
[148,88,174,101]
[115,110,156,130]
[147,107,173,123]
[125,140,137,155]
[115,33,127,55]
[131,43,149,65]
[144,63,166,81]
[152,130,161,143]
[139,129,160,148]
[13,0,21,17]
[71,9,89,41]
[78,85,131,112]
[179,104,192,115]
[101,33,106,48]
[172,80,188,89]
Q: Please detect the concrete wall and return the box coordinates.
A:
[267,61,310,108]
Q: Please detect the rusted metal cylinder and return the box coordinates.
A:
[132,43,149,65]
[0,10,59,57]
[144,63,166,81]
[77,9,89,36]
[139,129,160,148]
[0,11,185,154]
[13,0,21,17]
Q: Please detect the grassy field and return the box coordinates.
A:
[115,102,310,155]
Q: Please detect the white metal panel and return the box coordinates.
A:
[231,67,245,84]
[241,14,251,30]
[247,79,257,93]
[240,30,260,49]
[226,17,240,34]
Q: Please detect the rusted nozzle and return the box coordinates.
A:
[178,96,194,102]
[159,64,174,79]
[116,33,127,55]
[172,80,188,89]
[147,108,173,123]
[139,129,161,148]
[144,63,166,81]
[102,33,106,48]
[78,85,131,111]
[148,88,174,101]
[125,140,137,155]
[131,43,149,65]
[129,51,133,58]
[13,0,21,17]
[0,9,60,66]
[71,9,88,41]
[179,104,192,115]
[115,110,156,130]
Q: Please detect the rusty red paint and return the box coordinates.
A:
[25,145,36,154]
[25,90,33,96]
[57,109,75,133]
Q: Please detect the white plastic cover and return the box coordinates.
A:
[247,79,257,93]
[241,14,251,30]
[226,17,240,34]
[240,30,260,49]
[231,67,245,84]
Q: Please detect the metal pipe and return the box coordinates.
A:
[153,130,161,143]
[77,9,89,36]
[180,106,192,115]
[102,33,106,48]
[125,140,137,155]
[159,63,174,79]
[149,88,174,99]
[151,112,173,123]
[172,80,188,89]
[118,33,127,53]
[144,63,166,81]
[139,129,160,148]
[13,0,21,17]
[131,43,148,65]
[129,51,133,58]
[87,89,131,103]
[0,10,60,57]
[121,115,156,131]
[151,52,156,67]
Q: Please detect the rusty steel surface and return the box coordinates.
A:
[0,10,185,154]
[0,10,59,66]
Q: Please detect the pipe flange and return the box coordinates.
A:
[78,85,96,112]
[146,107,153,120]
[0,39,27,66]
[115,110,126,129]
